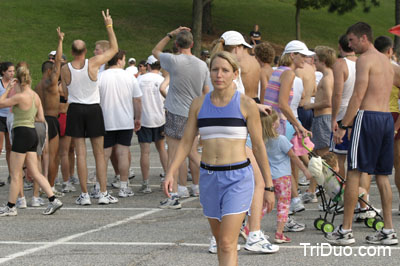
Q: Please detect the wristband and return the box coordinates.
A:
[264,186,275,192]
[338,121,352,130]
[167,33,173,39]
[106,24,113,28]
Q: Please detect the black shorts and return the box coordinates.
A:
[66,103,105,138]
[136,125,165,143]
[12,127,38,153]
[297,107,313,131]
[45,115,60,140]
[0,116,8,132]
[104,129,133,148]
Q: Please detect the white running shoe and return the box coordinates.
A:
[98,192,119,205]
[89,185,101,199]
[16,197,27,209]
[208,236,240,254]
[301,192,318,203]
[244,231,279,253]
[111,175,121,188]
[0,205,17,217]
[31,196,45,207]
[43,199,63,215]
[75,193,91,205]
[69,175,80,184]
[119,187,134,198]
[62,181,76,193]
[138,183,152,194]
[178,185,190,198]
[190,184,200,197]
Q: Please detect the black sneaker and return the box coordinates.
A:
[324,225,355,245]
[366,230,398,245]
[0,181,5,187]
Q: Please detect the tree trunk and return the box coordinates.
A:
[295,4,301,40]
[192,0,203,57]
[395,0,400,57]
[202,1,213,34]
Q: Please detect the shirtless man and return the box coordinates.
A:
[326,22,398,245]
[36,27,64,195]
[374,36,400,214]
[60,9,118,205]
[302,46,335,203]
[254,41,275,101]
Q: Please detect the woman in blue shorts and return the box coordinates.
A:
[163,51,274,265]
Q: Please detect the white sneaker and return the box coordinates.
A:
[355,209,376,222]
[16,197,27,209]
[289,199,305,215]
[89,185,101,199]
[51,186,65,198]
[301,192,318,203]
[190,184,200,197]
[138,183,152,194]
[111,175,121,188]
[87,171,97,184]
[178,185,190,198]
[75,193,91,205]
[98,192,119,205]
[69,175,80,184]
[298,173,310,186]
[62,181,76,193]
[208,236,240,254]
[43,199,63,215]
[119,187,134,198]
[31,196,45,207]
[129,168,136,180]
[0,205,17,217]
[244,232,279,253]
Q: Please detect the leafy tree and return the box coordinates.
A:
[295,0,380,40]
[192,0,213,57]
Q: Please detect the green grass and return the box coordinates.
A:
[0,0,395,85]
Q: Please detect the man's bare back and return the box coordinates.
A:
[297,62,316,107]
[240,55,261,99]
[313,70,333,116]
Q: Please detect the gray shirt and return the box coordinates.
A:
[160,53,210,117]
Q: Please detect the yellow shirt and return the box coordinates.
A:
[389,85,399,113]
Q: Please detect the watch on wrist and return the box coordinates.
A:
[167,33,173,39]
[338,121,352,130]
[264,186,275,192]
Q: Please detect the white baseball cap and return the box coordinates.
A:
[283,40,315,56]
[221,31,252,49]
[48,50,56,56]
[128,58,136,63]
[146,55,158,65]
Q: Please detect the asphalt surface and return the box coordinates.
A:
[0,138,399,265]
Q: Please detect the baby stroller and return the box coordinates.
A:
[301,138,384,234]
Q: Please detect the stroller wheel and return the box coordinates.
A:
[364,217,375,228]
[314,218,325,230]
[373,219,384,231]
[321,222,334,233]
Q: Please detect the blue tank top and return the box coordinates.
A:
[197,91,247,140]
[0,80,10,117]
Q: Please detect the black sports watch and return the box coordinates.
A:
[264,186,275,192]
[338,121,352,130]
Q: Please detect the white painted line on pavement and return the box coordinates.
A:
[0,197,197,264]
[1,241,400,250]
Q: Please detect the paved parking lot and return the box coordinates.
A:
[0,139,399,265]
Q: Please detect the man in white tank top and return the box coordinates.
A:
[330,34,357,178]
[60,9,119,205]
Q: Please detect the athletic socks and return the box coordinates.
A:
[7,202,15,208]
[120,181,128,189]
[48,195,56,202]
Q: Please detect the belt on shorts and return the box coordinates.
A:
[200,159,250,171]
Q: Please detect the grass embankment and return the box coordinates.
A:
[0,0,394,85]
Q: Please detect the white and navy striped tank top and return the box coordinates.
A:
[197,91,247,140]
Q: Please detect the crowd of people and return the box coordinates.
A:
[0,9,400,266]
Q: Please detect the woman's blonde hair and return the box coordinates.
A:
[278,53,294,67]
[210,38,238,56]
[209,51,240,73]
[16,66,31,86]
[260,109,279,141]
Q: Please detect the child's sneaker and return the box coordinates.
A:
[284,217,305,232]
[366,230,398,245]
[324,225,355,246]
[274,233,291,244]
